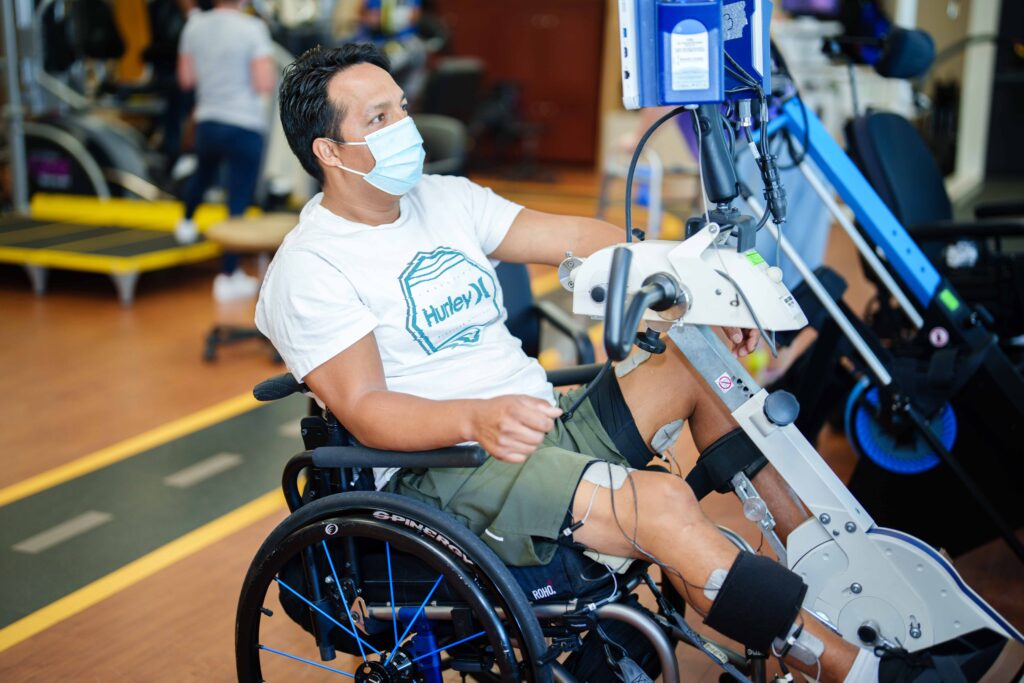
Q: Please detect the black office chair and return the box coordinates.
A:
[845,111,1024,342]
[496,261,595,367]
[414,113,468,177]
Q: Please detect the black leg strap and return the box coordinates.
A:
[686,428,768,501]
[704,551,807,651]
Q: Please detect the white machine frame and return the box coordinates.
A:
[567,227,1023,652]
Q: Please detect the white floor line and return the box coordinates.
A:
[277,419,303,439]
[13,511,114,554]
[163,452,243,489]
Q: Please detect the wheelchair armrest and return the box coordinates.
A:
[908,219,1024,241]
[312,444,488,470]
[533,300,596,364]
[254,373,307,401]
[546,363,604,387]
[973,199,1024,220]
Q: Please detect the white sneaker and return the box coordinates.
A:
[213,270,260,302]
[175,218,199,244]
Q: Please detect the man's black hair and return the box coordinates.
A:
[279,44,391,184]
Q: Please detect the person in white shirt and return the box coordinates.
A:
[175,0,277,301]
[255,44,1006,683]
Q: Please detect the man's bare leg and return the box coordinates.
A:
[615,341,809,538]
[572,471,858,683]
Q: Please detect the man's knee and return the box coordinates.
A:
[633,473,705,539]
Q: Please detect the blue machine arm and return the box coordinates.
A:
[770,99,941,306]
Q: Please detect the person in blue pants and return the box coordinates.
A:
[175,0,276,301]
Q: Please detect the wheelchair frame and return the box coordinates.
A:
[235,372,767,683]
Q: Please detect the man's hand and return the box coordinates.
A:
[470,396,563,464]
[723,326,760,357]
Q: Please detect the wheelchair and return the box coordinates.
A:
[235,368,768,683]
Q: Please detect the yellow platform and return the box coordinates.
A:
[0,194,262,305]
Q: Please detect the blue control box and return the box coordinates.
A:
[618,0,772,109]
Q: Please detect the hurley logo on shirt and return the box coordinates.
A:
[399,247,501,354]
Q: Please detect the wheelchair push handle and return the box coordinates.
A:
[253,373,307,401]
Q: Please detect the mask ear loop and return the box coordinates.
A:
[323,138,371,176]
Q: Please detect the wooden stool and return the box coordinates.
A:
[203,213,295,362]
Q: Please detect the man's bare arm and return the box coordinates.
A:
[304,333,561,463]
[177,53,196,91]
[490,208,625,267]
[489,208,759,355]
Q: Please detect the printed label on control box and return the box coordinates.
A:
[670,22,710,91]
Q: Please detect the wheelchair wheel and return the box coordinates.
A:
[236,492,552,682]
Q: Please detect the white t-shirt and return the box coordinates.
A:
[256,175,553,485]
[179,9,273,132]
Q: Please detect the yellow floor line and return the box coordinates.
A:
[0,490,285,653]
[0,392,259,509]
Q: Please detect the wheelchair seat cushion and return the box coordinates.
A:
[384,375,654,568]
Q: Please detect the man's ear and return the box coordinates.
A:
[313,137,337,166]
[312,137,339,167]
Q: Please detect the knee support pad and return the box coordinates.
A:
[703,551,807,651]
[685,428,767,501]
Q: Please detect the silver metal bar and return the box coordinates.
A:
[730,472,788,564]
[595,603,680,683]
[2,0,29,212]
[366,601,679,681]
[667,324,876,529]
[795,159,924,329]
[746,196,894,386]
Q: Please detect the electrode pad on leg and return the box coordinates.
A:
[703,551,807,651]
[576,462,635,573]
[686,428,768,500]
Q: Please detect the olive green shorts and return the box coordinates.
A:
[383,383,637,567]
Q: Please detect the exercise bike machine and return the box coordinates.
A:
[565,0,1024,654]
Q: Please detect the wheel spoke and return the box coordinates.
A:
[385,542,400,653]
[409,630,488,664]
[259,644,356,677]
[321,540,369,665]
[275,576,382,655]
[385,575,444,667]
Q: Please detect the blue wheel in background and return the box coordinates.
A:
[844,378,957,475]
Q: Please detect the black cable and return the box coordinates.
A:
[559,360,612,423]
[725,52,763,95]
[607,467,716,616]
[770,44,810,169]
[624,106,689,242]
[714,269,778,357]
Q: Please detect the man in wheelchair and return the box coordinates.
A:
[252,44,1009,682]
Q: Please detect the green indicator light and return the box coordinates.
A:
[938,288,960,312]
[745,250,765,266]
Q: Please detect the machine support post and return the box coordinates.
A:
[2,0,30,213]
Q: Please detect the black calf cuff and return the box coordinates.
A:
[703,551,807,651]
[685,428,768,501]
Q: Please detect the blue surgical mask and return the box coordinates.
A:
[328,116,425,196]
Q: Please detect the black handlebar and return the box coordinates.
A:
[694,104,740,206]
[603,246,680,361]
[604,247,633,361]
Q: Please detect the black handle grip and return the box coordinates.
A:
[695,104,739,205]
[604,247,633,361]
